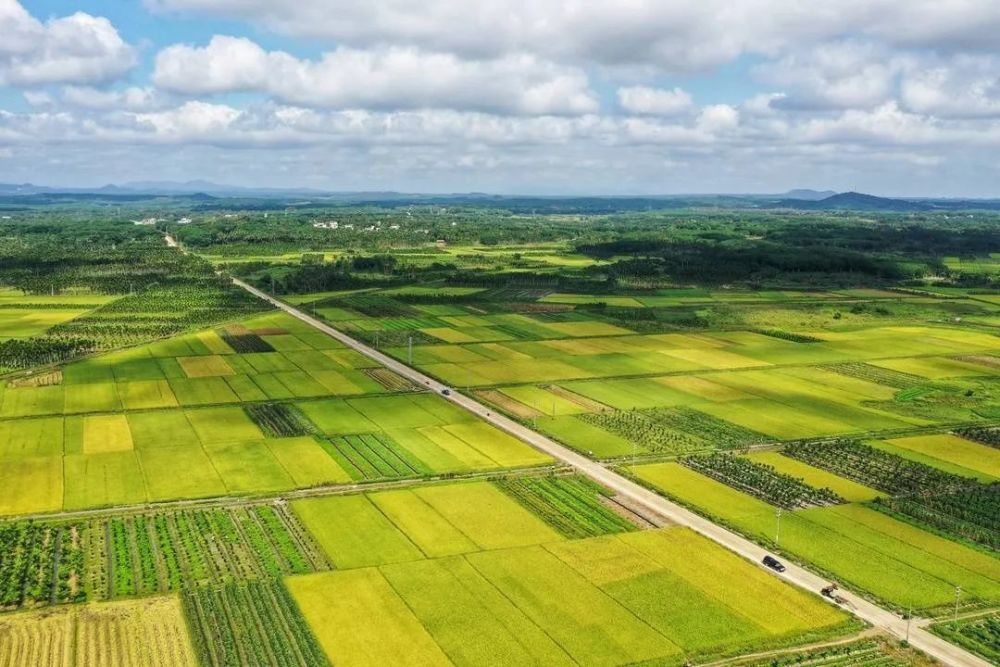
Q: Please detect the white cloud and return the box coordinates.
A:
[756,42,901,110]
[697,105,740,134]
[146,0,1000,71]
[153,36,597,115]
[618,86,693,116]
[62,86,167,111]
[900,56,1000,118]
[0,1,135,86]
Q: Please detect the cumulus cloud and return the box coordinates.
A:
[0,1,135,86]
[618,86,693,116]
[146,0,1000,71]
[756,42,902,110]
[153,36,597,115]
[62,86,167,111]
[900,56,1000,118]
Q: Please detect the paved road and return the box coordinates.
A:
[233,276,987,667]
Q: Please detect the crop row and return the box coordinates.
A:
[643,407,768,449]
[326,433,430,480]
[497,476,637,538]
[731,637,920,667]
[683,453,843,509]
[347,326,438,347]
[245,403,316,438]
[48,283,264,352]
[930,613,1000,665]
[0,521,85,610]
[783,440,976,496]
[219,331,275,353]
[339,295,416,318]
[954,426,1000,449]
[875,484,999,551]
[825,363,924,389]
[91,505,328,599]
[364,368,415,392]
[581,409,706,455]
[752,329,824,343]
[183,581,330,667]
[0,337,96,372]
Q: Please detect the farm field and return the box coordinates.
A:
[4,208,1000,666]
[286,483,853,667]
[631,461,1000,613]
[0,595,198,667]
[0,310,555,516]
[929,612,1000,664]
[288,285,1000,458]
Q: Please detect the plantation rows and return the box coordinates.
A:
[0,336,96,373]
[0,521,85,610]
[826,363,924,389]
[733,638,922,667]
[683,453,843,509]
[784,440,975,496]
[340,295,416,318]
[347,326,438,348]
[49,283,265,351]
[497,476,637,539]
[184,581,330,667]
[931,613,1000,665]
[752,329,823,343]
[643,407,769,449]
[89,505,328,600]
[327,433,430,480]
[875,484,999,551]
[582,409,706,456]
[245,403,316,438]
[219,330,274,353]
[364,368,415,392]
[955,426,1000,449]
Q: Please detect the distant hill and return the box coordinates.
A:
[775,191,933,212]
[1,183,999,212]
[781,189,838,201]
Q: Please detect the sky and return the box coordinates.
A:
[1,1,1000,196]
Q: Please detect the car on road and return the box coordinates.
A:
[441,388,451,396]
[762,555,786,572]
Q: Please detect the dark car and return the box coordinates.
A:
[762,555,786,572]
[441,389,451,396]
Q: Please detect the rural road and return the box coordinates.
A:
[230,273,987,667]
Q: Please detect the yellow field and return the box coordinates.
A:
[82,415,134,454]
[0,596,197,667]
[177,355,236,378]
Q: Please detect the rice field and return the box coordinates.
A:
[287,525,850,667]
[0,596,198,667]
[631,462,1000,612]
[0,311,554,517]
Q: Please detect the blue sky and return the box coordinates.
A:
[2,1,1000,195]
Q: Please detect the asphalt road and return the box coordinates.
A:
[233,276,989,667]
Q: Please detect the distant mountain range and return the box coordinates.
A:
[0,182,998,212]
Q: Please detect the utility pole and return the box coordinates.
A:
[953,586,962,627]
[905,606,912,644]
[408,336,413,365]
[775,508,783,546]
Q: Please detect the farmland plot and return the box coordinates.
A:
[288,526,850,667]
[631,462,1000,611]
[0,596,198,667]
